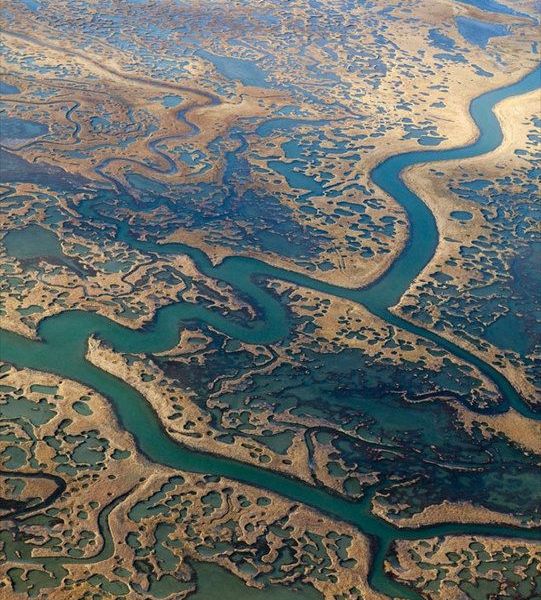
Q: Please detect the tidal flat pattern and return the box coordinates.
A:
[0,0,540,599]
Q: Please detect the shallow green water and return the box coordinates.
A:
[3,224,84,274]
[191,561,322,600]
[3,225,64,261]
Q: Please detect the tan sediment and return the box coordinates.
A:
[1,1,540,594]
[0,364,155,559]
[0,363,383,600]
[395,89,541,406]
[372,496,535,528]
[0,474,58,517]
[105,473,386,600]
[277,279,502,402]
[0,187,253,336]
[3,0,538,288]
[455,402,541,455]
[387,535,541,600]
[85,336,314,485]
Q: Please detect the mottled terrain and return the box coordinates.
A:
[1,0,540,599]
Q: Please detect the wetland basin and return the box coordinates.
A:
[1,65,540,599]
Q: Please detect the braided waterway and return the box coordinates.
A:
[1,66,540,599]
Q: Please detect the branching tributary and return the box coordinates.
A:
[1,65,540,599]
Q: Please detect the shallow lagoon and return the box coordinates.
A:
[0,116,48,140]
[191,562,321,600]
[456,16,509,48]
[0,81,20,94]
[455,0,530,18]
[196,49,270,88]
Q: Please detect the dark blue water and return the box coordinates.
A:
[456,16,509,48]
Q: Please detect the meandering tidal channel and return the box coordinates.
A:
[1,66,540,599]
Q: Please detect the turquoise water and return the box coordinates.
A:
[1,65,540,599]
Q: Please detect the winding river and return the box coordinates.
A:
[1,66,540,599]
